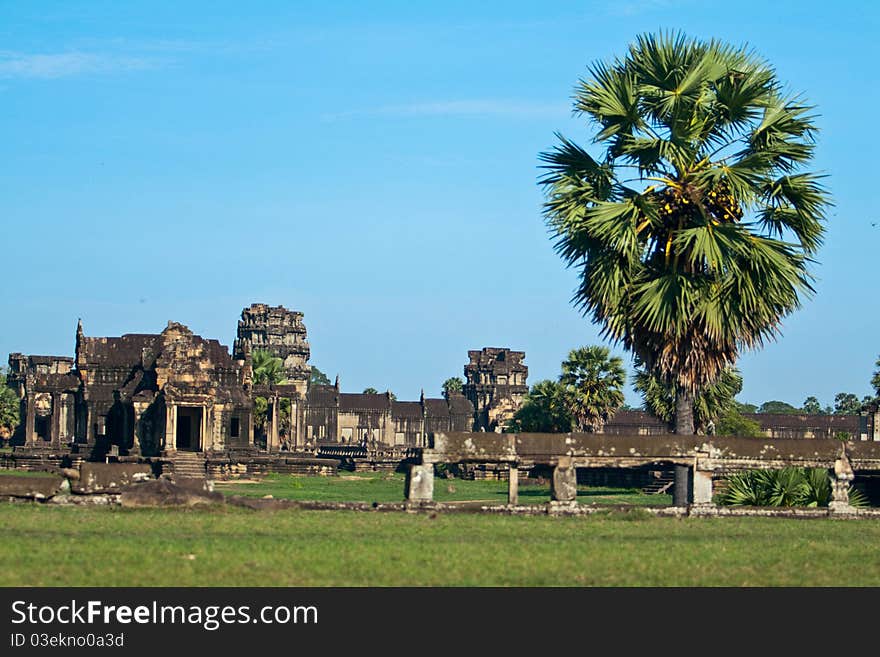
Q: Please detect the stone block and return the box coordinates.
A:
[120,479,224,507]
[0,473,64,500]
[405,464,434,502]
[551,462,577,502]
[73,462,154,494]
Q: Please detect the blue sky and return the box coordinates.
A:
[1,1,878,407]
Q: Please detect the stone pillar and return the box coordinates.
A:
[551,457,577,503]
[200,405,209,452]
[294,398,302,450]
[267,397,280,452]
[164,404,177,454]
[830,451,855,514]
[84,403,95,446]
[673,465,692,507]
[132,402,149,456]
[508,464,519,505]
[50,393,62,448]
[692,468,713,505]
[24,394,36,446]
[405,464,434,503]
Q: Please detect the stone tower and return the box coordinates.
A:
[462,347,528,431]
[233,304,311,393]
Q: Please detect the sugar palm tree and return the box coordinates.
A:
[560,346,626,431]
[540,32,829,434]
[635,365,742,433]
[442,377,464,398]
[252,350,286,385]
[512,379,573,433]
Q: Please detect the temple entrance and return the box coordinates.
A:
[176,406,203,451]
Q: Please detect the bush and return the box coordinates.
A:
[717,467,867,507]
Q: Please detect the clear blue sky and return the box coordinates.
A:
[1,1,877,408]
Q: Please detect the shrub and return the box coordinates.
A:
[717,468,867,508]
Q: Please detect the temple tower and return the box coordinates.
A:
[233,304,311,394]
[462,347,528,431]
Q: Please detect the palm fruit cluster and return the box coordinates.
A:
[654,180,742,224]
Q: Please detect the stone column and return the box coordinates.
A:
[50,393,62,448]
[405,464,434,503]
[132,402,149,456]
[200,405,209,452]
[692,468,714,505]
[507,464,519,505]
[84,403,95,446]
[673,465,691,507]
[164,404,177,454]
[267,397,279,452]
[24,394,36,446]
[551,457,577,503]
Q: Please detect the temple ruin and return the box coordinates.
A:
[4,304,499,463]
[5,302,878,484]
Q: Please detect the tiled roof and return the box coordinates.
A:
[339,393,389,411]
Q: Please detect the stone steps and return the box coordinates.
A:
[171,452,206,479]
[641,469,675,495]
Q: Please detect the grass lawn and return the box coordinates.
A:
[213,471,671,506]
[2,503,880,586]
[0,468,58,477]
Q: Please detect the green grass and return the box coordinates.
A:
[2,504,880,586]
[213,472,671,506]
[0,468,58,477]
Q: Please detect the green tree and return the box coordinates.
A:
[363,387,379,394]
[635,365,742,433]
[833,392,861,415]
[560,346,626,431]
[0,369,21,439]
[251,350,286,385]
[715,408,763,437]
[758,400,799,414]
[870,354,880,401]
[540,32,828,435]
[309,366,332,387]
[802,396,822,414]
[510,380,573,433]
[442,377,464,398]
[735,401,758,414]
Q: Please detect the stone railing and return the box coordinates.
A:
[403,432,880,512]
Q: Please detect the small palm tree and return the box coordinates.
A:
[442,377,464,398]
[541,32,829,434]
[718,468,868,507]
[559,346,626,431]
[635,365,742,433]
[252,350,286,385]
[512,380,573,433]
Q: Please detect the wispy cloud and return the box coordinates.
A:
[0,51,164,79]
[324,99,569,121]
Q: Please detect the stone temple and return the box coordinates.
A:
[4,304,521,461]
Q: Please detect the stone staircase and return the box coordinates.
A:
[172,451,207,480]
[641,468,675,495]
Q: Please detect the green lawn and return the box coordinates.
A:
[213,471,671,506]
[2,504,879,586]
[0,468,58,477]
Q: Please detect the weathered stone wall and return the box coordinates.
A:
[206,455,338,479]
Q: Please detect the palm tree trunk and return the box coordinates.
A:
[675,385,695,435]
